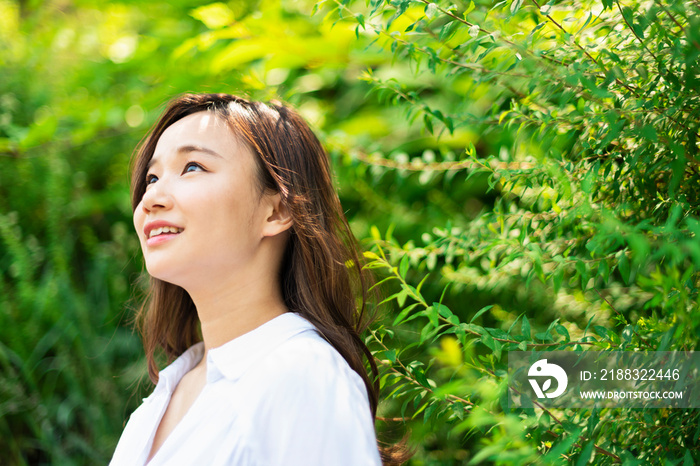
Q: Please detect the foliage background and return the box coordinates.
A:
[1,0,699,464]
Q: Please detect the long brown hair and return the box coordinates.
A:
[130,93,407,464]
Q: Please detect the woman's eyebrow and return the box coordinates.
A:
[177,145,224,158]
[147,145,223,169]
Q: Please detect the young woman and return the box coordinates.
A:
[110,94,398,465]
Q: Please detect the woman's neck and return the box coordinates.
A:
[187,269,288,366]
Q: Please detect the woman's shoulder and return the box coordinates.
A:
[209,314,381,465]
[207,312,368,400]
[202,311,373,429]
[251,323,366,394]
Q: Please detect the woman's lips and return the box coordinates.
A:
[143,221,184,245]
[145,230,181,247]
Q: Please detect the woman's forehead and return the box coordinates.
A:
[161,111,230,141]
[152,111,243,159]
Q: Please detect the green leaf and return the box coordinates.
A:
[424,2,438,19]
[587,407,600,435]
[397,288,408,307]
[399,254,409,278]
[657,325,676,351]
[576,260,588,288]
[640,124,657,142]
[553,267,564,293]
[683,449,695,466]
[379,291,401,305]
[428,305,440,328]
[583,315,596,338]
[507,314,522,335]
[423,401,438,423]
[543,428,582,460]
[593,326,608,339]
[522,315,531,339]
[434,302,453,319]
[363,251,380,261]
[423,114,434,133]
[510,0,523,15]
[618,253,631,285]
[555,324,570,342]
[463,0,475,17]
[480,330,495,351]
[420,324,441,345]
[574,12,593,36]
[493,339,502,359]
[416,273,430,294]
[577,439,597,466]
[597,259,610,284]
[393,303,421,326]
[190,3,235,29]
[636,64,648,79]
[470,305,493,324]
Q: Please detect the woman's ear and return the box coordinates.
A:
[261,192,293,237]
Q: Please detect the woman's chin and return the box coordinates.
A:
[146,266,187,288]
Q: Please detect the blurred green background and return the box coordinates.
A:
[2,0,699,464]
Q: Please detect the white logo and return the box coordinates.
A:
[528,359,568,398]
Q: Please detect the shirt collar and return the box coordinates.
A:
[156,341,205,394]
[206,312,316,382]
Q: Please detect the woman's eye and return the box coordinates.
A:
[146,174,158,185]
[183,162,204,174]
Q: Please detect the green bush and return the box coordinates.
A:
[321,0,700,463]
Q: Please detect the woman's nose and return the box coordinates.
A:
[141,181,174,213]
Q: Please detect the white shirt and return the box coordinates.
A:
[110,312,382,466]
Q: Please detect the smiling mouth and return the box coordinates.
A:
[148,226,184,239]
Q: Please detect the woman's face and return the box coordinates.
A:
[133,111,270,289]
